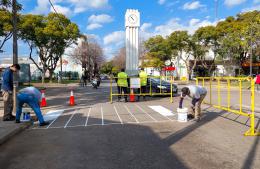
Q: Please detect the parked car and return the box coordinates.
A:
[146,78,178,94]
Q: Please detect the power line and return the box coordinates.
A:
[48,0,58,15]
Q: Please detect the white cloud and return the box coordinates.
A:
[103,31,125,46]
[158,0,166,5]
[140,18,217,38]
[189,18,200,26]
[141,23,152,32]
[242,4,260,12]
[88,14,114,24]
[254,0,260,3]
[32,0,49,14]
[87,23,103,30]
[50,5,71,17]
[67,0,109,13]
[183,1,204,10]
[87,14,113,31]
[224,0,247,7]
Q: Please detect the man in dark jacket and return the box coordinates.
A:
[1,64,20,121]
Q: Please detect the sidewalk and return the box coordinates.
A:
[0,102,31,145]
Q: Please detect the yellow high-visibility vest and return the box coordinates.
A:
[117,72,128,87]
[139,71,148,86]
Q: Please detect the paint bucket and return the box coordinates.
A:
[177,107,188,122]
[21,107,31,122]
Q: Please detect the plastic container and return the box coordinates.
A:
[21,108,31,122]
[177,107,188,122]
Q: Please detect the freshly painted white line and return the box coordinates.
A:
[114,106,123,124]
[46,110,66,129]
[124,105,139,123]
[135,104,157,122]
[33,119,175,129]
[85,108,91,126]
[101,107,104,125]
[64,110,77,128]
[43,110,64,122]
[149,106,175,117]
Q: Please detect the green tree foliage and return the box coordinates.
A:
[100,61,114,75]
[19,13,80,82]
[144,35,171,67]
[0,9,12,53]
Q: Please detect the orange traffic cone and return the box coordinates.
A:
[40,90,47,107]
[69,90,75,106]
[130,88,135,102]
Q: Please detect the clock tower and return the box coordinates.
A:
[125,9,140,76]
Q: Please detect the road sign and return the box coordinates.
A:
[130,78,140,88]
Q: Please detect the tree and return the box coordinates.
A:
[215,11,260,74]
[112,47,126,70]
[194,26,219,75]
[0,9,12,53]
[167,31,192,78]
[100,61,114,75]
[19,13,80,83]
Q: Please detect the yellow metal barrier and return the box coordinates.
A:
[196,77,260,136]
[110,76,174,103]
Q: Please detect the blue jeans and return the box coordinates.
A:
[16,93,44,123]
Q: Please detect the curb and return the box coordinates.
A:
[0,123,31,146]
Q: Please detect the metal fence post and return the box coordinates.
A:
[170,76,173,103]
[210,78,212,105]
[217,78,221,107]
[239,80,242,113]
[227,79,230,110]
[110,77,113,103]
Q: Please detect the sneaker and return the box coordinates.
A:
[3,115,16,121]
[39,121,50,126]
[15,119,21,123]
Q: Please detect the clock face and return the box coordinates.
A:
[128,14,138,24]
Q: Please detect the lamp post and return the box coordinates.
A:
[12,0,18,114]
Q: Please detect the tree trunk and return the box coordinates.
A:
[42,66,45,84]
[49,70,53,83]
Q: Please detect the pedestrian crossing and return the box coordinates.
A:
[33,103,177,129]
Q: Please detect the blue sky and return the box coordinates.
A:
[1,0,260,60]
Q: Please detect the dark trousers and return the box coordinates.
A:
[138,86,147,100]
[117,86,128,101]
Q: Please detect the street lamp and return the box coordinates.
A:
[249,12,259,77]
[12,0,18,113]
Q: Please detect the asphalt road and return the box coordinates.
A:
[0,81,260,169]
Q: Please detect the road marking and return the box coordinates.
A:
[135,104,157,122]
[124,105,139,123]
[46,110,65,129]
[149,106,175,117]
[85,108,91,126]
[148,106,174,121]
[64,110,77,128]
[114,106,123,124]
[43,110,64,122]
[101,106,104,125]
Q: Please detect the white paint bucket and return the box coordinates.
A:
[21,107,32,122]
[177,108,188,122]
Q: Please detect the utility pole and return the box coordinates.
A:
[12,0,18,114]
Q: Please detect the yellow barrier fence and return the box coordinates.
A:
[196,77,260,136]
[110,76,175,103]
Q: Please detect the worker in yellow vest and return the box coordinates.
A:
[138,68,148,101]
[117,68,128,102]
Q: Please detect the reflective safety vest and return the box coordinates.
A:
[117,72,128,87]
[139,71,148,86]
